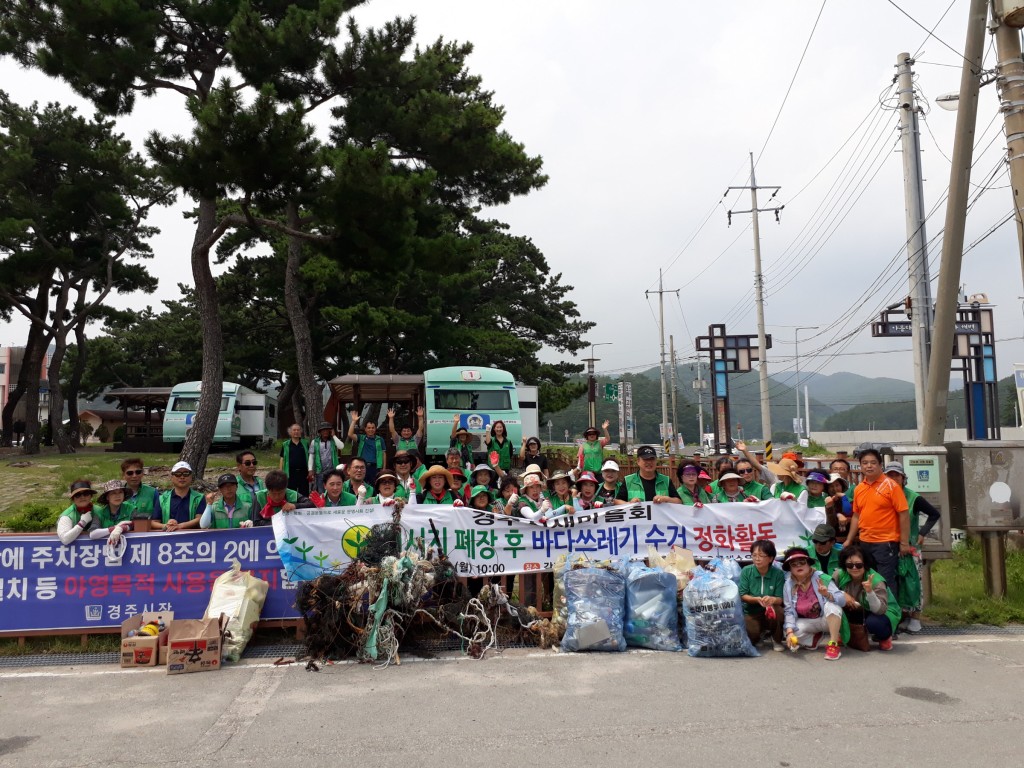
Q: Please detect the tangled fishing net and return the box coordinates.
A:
[294,513,556,668]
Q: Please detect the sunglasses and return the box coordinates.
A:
[124,469,144,477]
[394,459,411,465]
[846,561,865,569]
[172,471,192,478]
[71,491,93,500]
[737,468,755,474]
[242,460,258,466]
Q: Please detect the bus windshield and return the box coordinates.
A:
[172,396,230,413]
[433,389,512,411]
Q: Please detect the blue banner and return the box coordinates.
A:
[0,528,299,633]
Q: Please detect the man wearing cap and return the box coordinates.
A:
[120,458,158,519]
[844,448,910,598]
[810,524,841,576]
[151,461,205,531]
[596,460,623,506]
[200,475,253,529]
[449,415,475,469]
[577,420,611,474]
[307,421,345,494]
[617,446,681,504]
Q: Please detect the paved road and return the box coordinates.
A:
[1,634,1022,767]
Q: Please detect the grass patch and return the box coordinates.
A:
[926,538,1024,626]
[0,634,121,657]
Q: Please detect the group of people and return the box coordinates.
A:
[56,418,939,660]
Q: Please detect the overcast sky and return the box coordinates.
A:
[2,0,1022,393]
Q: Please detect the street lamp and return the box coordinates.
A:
[793,326,819,440]
[583,342,612,429]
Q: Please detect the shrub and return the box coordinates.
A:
[5,502,62,533]
[95,424,111,443]
[113,425,126,443]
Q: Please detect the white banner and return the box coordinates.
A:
[273,500,824,580]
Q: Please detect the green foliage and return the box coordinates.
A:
[927,537,1024,626]
[5,502,61,532]
[95,424,111,443]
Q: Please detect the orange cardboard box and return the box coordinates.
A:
[120,611,173,668]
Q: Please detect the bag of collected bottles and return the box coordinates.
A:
[624,562,682,651]
[707,556,742,584]
[682,566,759,658]
[561,566,627,652]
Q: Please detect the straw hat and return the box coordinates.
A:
[766,458,801,482]
[419,465,454,490]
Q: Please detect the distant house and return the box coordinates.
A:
[78,409,150,443]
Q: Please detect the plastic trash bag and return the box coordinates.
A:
[624,563,682,651]
[682,566,759,658]
[707,556,742,584]
[561,567,627,652]
[204,560,269,662]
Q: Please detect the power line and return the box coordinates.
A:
[889,0,979,70]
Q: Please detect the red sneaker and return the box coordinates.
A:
[824,641,842,661]
[878,637,893,651]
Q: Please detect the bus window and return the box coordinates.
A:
[171,396,230,412]
[433,389,512,411]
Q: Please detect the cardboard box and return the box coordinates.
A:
[166,615,225,675]
[120,611,173,668]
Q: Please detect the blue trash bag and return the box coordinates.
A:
[708,556,742,584]
[561,567,627,652]
[682,566,760,658]
[624,563,682,651]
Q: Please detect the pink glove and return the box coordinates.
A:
[744,496,759,503]
[539,516,548,524]
[453,499,464,507]
[780,492,796,501]
[594,501,604,508]
[406,477,417,491]
[693,501,704,509]
[239,520,253,528]
[382,498,395,507]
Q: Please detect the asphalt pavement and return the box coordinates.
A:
[1,633,1022,767]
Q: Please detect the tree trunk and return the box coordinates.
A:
[277,376,298,438]
[20,340,50,455]
[283,202,324,438]
[67,324,88,446]
[180,196,224,478]
[3,284,49,448]
[47,330,75,454]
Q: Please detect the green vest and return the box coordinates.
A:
[127,484,158,517]
[677,485,709,506]
[581,440,604,472]
[772,480,805,498]
[394,476,421,500]
[356,434,385,467]
[343,479,369,497]
[281,438,309,475]
[396,436,418,452]
[624,472,670,501]
[309,437,341,474]
[835,568,901,644]
[520,496,541,512]
[157,490,204,523]
[807,493,827,509]
[488,437,513,471]
[60,504,102,525]
[95,504,133,528]
[421,490,456,505]
[234,476,263,517]
[255,488,299,510]
[208,498,248,529]
[743,480,772,501]
[904,487,920,542]
[712,487,744,503]
[812,546,841,576]
[322,490,358,507]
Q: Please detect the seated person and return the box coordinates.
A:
[57,480,101,545]
[781,546,846,661]
[739,539,785,650]
[833,544,899,652]
[253,469,313,525]
[810,524,841,575]
[200,474,254,529]
[151,461,204,531]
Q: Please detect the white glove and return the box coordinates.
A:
[508,493,519,505]
[568,468,579,482]
[539,499,552,514]
[382,497,395,507]
[453,499,464,507]
[406,477,417,491]
[106,522,129,547]
[239,520,253,528]
[780,492,797,501]
[356,486,367,498]
[594,501,604,508]
[79,511,93,527]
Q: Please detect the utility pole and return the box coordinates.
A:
[804,384,811,442]
[897,52,934,439]
[992,8,1024,284]
[693,360,706,448]
[728,153,782,458]
[793,326,819,439]
[584,341,611,429]
[669,335,679,453]
[921,0,988,446]
[646,270,678,450]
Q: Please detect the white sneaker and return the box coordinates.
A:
[906,618,923,633]
[772,639,785,652]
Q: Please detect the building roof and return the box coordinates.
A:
[105,387,173,408]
